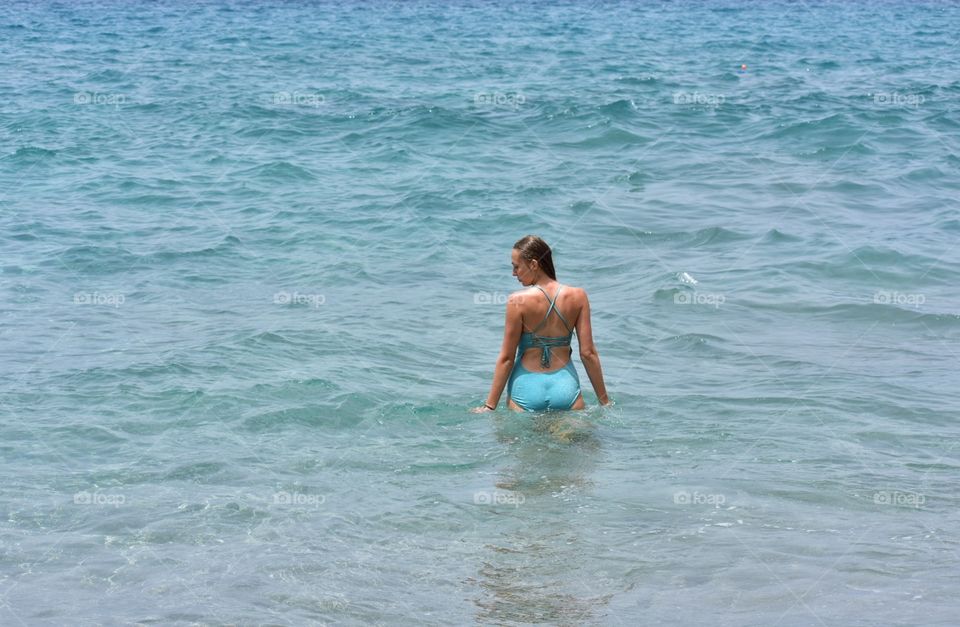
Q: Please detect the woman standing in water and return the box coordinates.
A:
[472,235,609,413]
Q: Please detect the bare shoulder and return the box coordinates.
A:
[508,288,537,306]
[562,285,588,305]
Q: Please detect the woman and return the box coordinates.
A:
[472,235,609,413]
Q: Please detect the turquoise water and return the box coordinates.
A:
[2,0,960,624]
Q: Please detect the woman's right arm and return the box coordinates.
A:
[575,289,609,405]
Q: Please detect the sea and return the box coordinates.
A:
[1,1,959,625]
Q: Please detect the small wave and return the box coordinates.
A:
[127,102,163,113]
[47,236,244,273]
[397,190,453,209]
[235,161,317,182]
[899,166,945,182]
[653,286,688,302]
[617,226,750,248]
[758,113,859,142]
[686,226,750,247]
[240,331,298,347]
[179,272,231,285]
[148,236,243,261]
[798,142,874,159]
[863,303,960,327]
[451,187,492,200]
[613,169,650,188]
[234,125,308,139]
[409,104,478,130]
[797,58,841,70]
[234,103,294,120]
[782,246,951,283]
[818,179,886,194]
[6,146,57,162]
[659,332,731,353]
[760,228,802,243]
[357,104,473,130]
[161,461,228,482]
[939,219,960,232]
[924,110,960,130]
[48,245,139,272]
[124,362,199,378]
[677,272,698,285]
[597,99,638,117]
[112,193,193,207]
[556,127,648,149]
[49,424,128,445]
[84,68,127,82]
[241,405,335,432]
[847,245,922,266]
[613,75,659,86]
[750,300,960,328]
[516,185,555,197]
[8,219,70,238]
[748,36,797,53]
[246,377,339,396]
[392,54,431,66]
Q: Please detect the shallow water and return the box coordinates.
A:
[2,0,959,625]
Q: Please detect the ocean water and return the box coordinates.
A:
[2,0,959,624]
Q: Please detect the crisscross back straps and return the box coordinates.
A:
[531,285,572,334]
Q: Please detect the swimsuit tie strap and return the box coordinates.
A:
[530,335,571,368]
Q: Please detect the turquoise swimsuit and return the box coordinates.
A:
[507,285,582,411]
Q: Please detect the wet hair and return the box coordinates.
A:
[513,235,557,280]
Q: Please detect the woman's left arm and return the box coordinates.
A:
[472,293,523,412]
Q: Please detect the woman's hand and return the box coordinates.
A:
[470,404,494,413]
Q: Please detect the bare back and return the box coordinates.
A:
[516,282,584,373]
